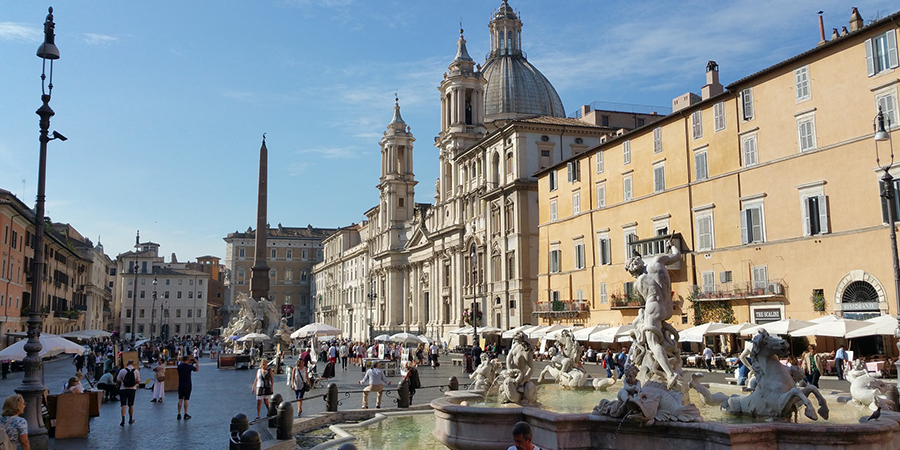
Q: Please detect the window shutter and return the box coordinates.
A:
[740,210,749,244]
[802,196,812,236]
[866,38,876,76]
[887,30,898,69]
[750,208,762,242]
[742,89,754,120]
[818,195,829,234]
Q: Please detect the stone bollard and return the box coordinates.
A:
[276,401,294,440]
[326,383,339,412]
[230,413,249,450]
[240,429,262,450]
[268,393,283,428]
[337,444,359,450]
[397,379,410,408]
[449,376,459,391]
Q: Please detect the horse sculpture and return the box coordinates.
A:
[537,329,587,388]
[690,329,828,421]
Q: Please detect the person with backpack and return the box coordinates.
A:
[0,394,28,450]
[116,359,141,426]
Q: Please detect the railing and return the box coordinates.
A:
[532,301,590,318]
[690,281,785,301]
[611,296,646,309]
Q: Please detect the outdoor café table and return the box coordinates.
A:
[686,356,698,367]
[866,361,885,373]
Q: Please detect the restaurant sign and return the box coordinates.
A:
[753,308,782,323]
[841,302,879,311]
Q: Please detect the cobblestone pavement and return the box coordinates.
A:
[0,354,852,449]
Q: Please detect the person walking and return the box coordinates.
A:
[116,359,141,426]
[616,348,628,379]
[328,343,338,365]
[73,353,85,374]
[290,359,310,417]
[1,394,29,450]
[835,345,848,381]
[801,344,833,388]
[152,357,167,403]
[429,342,440,369]
[252,358,274,419]
[358,362,391,409]
[703,346,714,372]
[339,342,349,370]
[603,349,616,378]
[176,355,199,420]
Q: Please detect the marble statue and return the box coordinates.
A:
[537,329,587,388]
[847,360,898,411]
[221,293,293,350]
[469,353,501,393]
[498,331,538,404]
[689,330,829,421]
[624,237,685,392]
[593,378,701,425]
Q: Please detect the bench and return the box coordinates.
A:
[452,358,463,366]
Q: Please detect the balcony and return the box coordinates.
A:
[690,281,785,302]
[532,300,590,318]
[611,294,646,310]
[627,234,682,270]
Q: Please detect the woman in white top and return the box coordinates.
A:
[251,358,273,419]
[290,358,310,417]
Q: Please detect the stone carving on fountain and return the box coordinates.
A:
[537,329,588,388]
[690,329,830,421]
[221,293,293,348]
[594,363,701,425]
[498,331,539,404]
[469,353,502,393]
[846,360,898,412]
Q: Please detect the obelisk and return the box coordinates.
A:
[249,135,270,300]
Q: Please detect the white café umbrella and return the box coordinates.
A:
[502,325,538,339]
[573,325,610,341]
[525,326,551,339]
[678,322,730,343]
[62,329,111,340]
[0,334,85,361]
[291,322,342,339]
[238,333,271,342]
[589,325,634,343]
[476,326,503,335]
[741,319,817,336]
[417,335,435,344]
[845,315,900,338]
[545,326,578,340]
[810,314,841,323]
[449,326,475,335]
[373,334,392,342]
[716,322,754,335]
[791,318,871,338]
[390,332,423,345]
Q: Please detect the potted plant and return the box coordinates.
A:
[811,291,826,312]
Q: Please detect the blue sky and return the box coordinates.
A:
[0,0,895,262]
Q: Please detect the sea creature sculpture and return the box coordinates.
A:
[847,360,898,412]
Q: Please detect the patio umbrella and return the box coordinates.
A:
[291,322,342,339]
[390,332,423,345]
[525,326,551,339]
[716,322,754,335]
[678,322,730,343]
[791,318,871,338]
[476,326,503,335]
[417,335,435,344]
[544,326,577,340]
[573,325,610,341]
[741,319,817,336]
[238,333,271,342]
[810,314,841,323]
[61,329,111,340]
[588,325,634,343]
[0,334,85,361]
[502,325,538,339]
[845,315,900,338]
[449,326,475,335]
[373,334,392,342]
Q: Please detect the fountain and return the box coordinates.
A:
[432,240,900,449]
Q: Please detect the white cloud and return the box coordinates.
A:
[83,33,117,45]
[0,22,41,42]
[295,146,358,159]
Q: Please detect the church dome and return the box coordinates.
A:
[481,1,565,119]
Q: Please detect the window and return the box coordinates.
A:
[574,240,585,270]
[271,249,277,259]
[803,195,829,235]
[795,66,811,101]
[549,170,558,191]
[702,271,715,294]
[187,309,192,317]
[596,151,604,173]
[691,111,703,139]
[506,153,513,174]
[597,234,611,265]
[741,88,754,120]
[600,282,608,304]
[176,309,182,318]
[186,324,192,333]
[177,291,182,299]
[596,183,606,208]
[567,161,580,182]
[623,141,631,164]
[623,175,633,202]
[752,266,768,291]
[695,149,709,180]
[238,248,245,258]
[550,199,558,222]
[197,309,202,317]
[399,197,405,207]
[188,291,193,299]
[285,268,293,281]
[742,133,758,167]
[713,101,726,132]
[653,127,662,153]
[127,290,132,299]
[797,113,817,152]
[139,309,144,318]
[549,244,561,273]
[866,30,899,77]
[126,309,132,318]
[572,191,581,215]
[164,291,169,299]
[507,252,515,279]
[301,249,308,259]
[286,249,292,259]
[696,213,714,251]
[624,229,638,257]
[653,162,665,193]
[175,324,181,334]
[741,202,766,244]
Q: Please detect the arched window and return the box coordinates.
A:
[841,280,880,320]
[492,152,500,185]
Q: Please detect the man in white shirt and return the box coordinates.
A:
[358,362,391,409]
[339,342,349,370]
[703,346,714,372]
[508,421,541,450]
[429,342,440,369]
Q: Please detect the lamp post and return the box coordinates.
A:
[130,231,140,346]
[367,279,376,344]
[471,249,478,349]
[16,8,62,450]
[874,106,900,384]
[150,276,157,341]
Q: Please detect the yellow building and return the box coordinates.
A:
[537,9,900,353]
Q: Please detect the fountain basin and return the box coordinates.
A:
[432,393,900,450]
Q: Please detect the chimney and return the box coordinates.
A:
[832,28,840,40]
[818,11,826,43]
[701,61,723,100]
[841,26,849,36]
[849,7,863,32]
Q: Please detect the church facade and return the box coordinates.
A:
[312,1,658,343]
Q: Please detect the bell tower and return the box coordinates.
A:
[377,97,417,249]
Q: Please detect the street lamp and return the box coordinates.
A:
[130,231,140,347]
[367,279,377,344]
[471,249,479,349]
[150,276,157,340]
[16,8,61,449]
[874,106,900,384]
